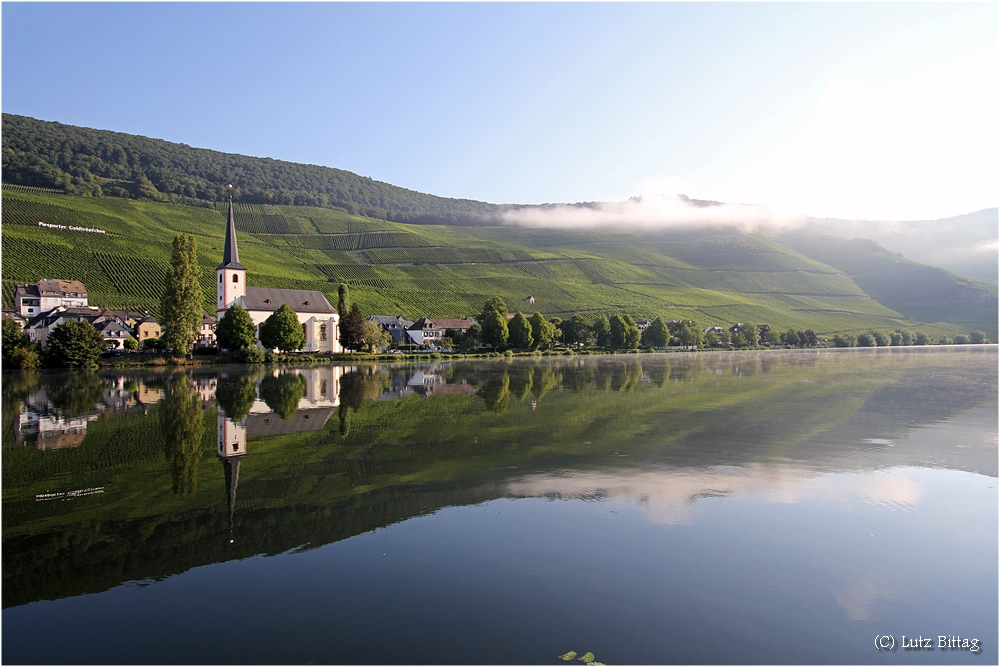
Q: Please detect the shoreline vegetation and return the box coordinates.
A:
[95,342,998,369]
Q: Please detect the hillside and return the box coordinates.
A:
[2,186,995,337]
[2,113,506,225]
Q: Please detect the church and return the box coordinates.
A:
[217,195,342,353]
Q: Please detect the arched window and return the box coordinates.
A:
[233,274,239,283]
[219,274,223,283]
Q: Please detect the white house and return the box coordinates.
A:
[215,195,341,353]
[15,279,88,318]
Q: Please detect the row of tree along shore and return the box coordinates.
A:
[2,234,992,369]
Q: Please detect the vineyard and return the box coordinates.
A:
[1,187,994,337]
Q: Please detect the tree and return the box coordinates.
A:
[938,336,951,345]
[563,315,591,347]
[45,320,105,368]
[3,318,38,368]
[914,331,931,345]
[856,332,876,347]
[338,283,349,317]
[782,329,799,347]
[970,330,987,344]
[480,310,509,350]
[216,305,257,353]
[872,330,890,347]
[479,297,509,350]
[953,333,970,345]
[215,373,259,421]
[624,316,641,349]
[160,234,203,355]
[360,320,391,353]
[528,312,555,350]
[890,331,904,346]
[641,317,670,348]
[508,312,534,350]
[259,373,307,419]
[123,337,138,352]
[832,333,856,347]
[159,376,204,496]
[739,323,759,348]
[608,315,628,349]
[674,320,703,347]
[592,315,611,348]
[339,303,365,352]
[259,304,306,353]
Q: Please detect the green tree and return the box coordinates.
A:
[857,332,876,347]
[2,319,39,369]
[914,331,931,345]
[337,283,349,316]
[361,320,391,353]
[938,336,952,345]
[592,315,611,348]
[216,305,257,353]
[160,235,203,355]
[969,330,986,344]
[833,333,856,347]
[45,320,105,368]
[674,320,703,347]
[739,323,759,348]
[608,315,629,349]
[123,337,138,352]
[889,331,904,346]
[478,371,510,413]
[45,372,106,416]
[259,373,307,419]
[953,333,970,345]
[782,329,799,347]
[872,330,890,347]
[159,376,204,496]
[623,315,641,349]
[528,312,555,350]
[641,317,670,348]
[563,314,591,347]
[509,312,534,349]
[215,373,259,421]
[479,297,509,350]
[260,304,306,353]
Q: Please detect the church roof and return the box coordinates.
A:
[241,287,337,314]
[217,195,246,271]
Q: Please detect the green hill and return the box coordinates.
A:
[2,113,506,224]
[2,185,995,337]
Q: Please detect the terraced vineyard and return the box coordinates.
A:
[1,188,995,337]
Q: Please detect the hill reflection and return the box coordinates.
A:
[2,348,995,608]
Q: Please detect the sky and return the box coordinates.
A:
[2,2,997,221]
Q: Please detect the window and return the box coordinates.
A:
[302,323,308,340]
[233,274,238,283]
[320,380,327,397]
[320,324,327,341]
[219,275,223,283]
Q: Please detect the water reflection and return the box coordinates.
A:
[1,348,996,617]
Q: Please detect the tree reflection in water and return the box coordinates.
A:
[159,376,205,496]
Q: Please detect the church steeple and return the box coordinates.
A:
[216,185,247,315]
[218,189,245,270]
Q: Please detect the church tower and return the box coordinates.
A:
[216,189,246,316]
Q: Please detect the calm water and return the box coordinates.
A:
[2,348,996,665]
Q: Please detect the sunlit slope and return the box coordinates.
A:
[1,186,989,336]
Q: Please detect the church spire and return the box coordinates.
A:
[218,185,245,270]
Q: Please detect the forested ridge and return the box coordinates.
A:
[1,113,507,224]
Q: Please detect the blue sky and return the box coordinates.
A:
[2,2,997,220]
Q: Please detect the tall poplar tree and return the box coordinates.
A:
[161,235,203,355]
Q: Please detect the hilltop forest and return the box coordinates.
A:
[2,113,505,224]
